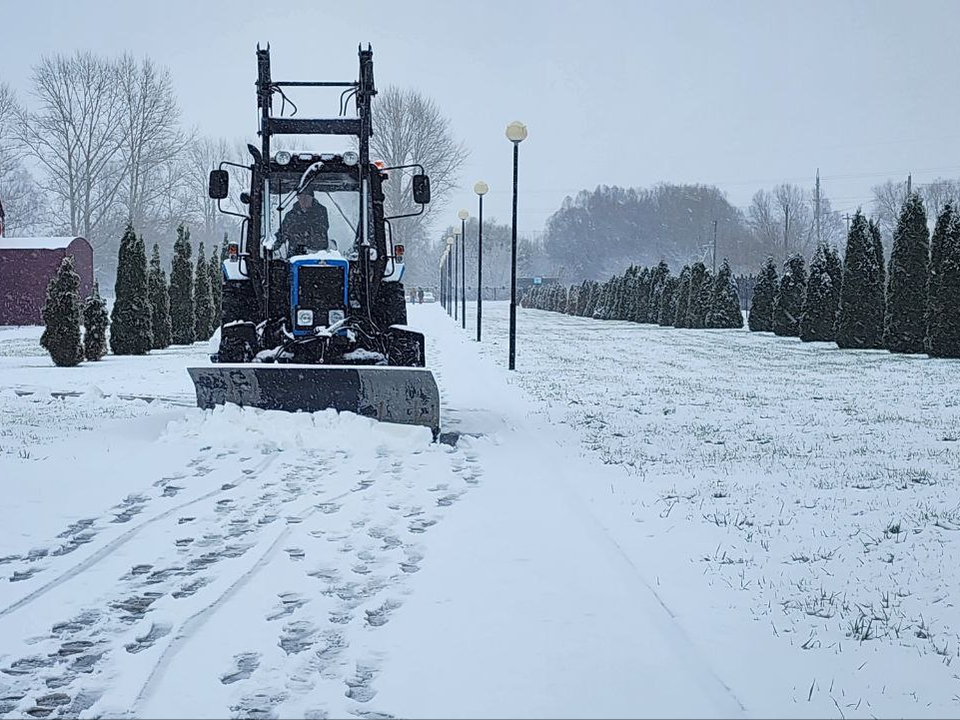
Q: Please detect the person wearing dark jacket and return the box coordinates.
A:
[279,188,330,253]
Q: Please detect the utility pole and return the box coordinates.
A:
[784,211,790,263]
[844,213,850,233]
[712,219,718,273]
[815,168,821,247]
[907,173,912,197]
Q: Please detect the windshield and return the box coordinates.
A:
[264,170,360,256]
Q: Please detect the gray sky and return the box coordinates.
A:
[6,0,960,237]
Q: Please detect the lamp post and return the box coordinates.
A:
[458,208,469,330]
[505,120,527,371]
[445,237,454,316]
[474,181,488,342]
[452,230,459,322]
[439,247,447,312]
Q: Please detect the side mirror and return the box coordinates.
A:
[412,174,431,205]
[208,169,229,200]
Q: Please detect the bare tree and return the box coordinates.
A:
[871,179,908,240]
[115,54,189,232]
[747,189,780,260]
[368,85,467,283]
[918,177,960,220]
[0,82,44,236]
[814,194,845,249]
[773,183,812,260]
[16,52,128,247]
[0,81,19,173]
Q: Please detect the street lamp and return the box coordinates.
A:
[505,120,527,371]
[473,181,488,342]
[458,208,469,330]
[445,236,454,316]
[451,230,460,322]
[439,247,447,312]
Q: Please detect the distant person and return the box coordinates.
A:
[279,187,329,253]
[417,287,424,304]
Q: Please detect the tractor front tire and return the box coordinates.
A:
[375,280,408,329]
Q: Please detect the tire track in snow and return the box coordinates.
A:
[131,480,365,715]
[0,453,280,621]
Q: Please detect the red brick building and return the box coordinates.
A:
[0,237,94,325]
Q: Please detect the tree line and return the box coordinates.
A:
[748,194,960,358]
[520,257,743,330]
[540,178,960,282]
[40,223,224,366]
[1,52,467,291]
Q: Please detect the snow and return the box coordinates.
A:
[287,249,346,264]
[0,237,81,250]
[1,305,960,718]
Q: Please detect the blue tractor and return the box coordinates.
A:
[188,45,440,435]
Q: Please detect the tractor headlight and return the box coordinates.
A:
[342,151,359,166]
[275,150,291,165]
[328,310,345,325]
[296,309,314,326]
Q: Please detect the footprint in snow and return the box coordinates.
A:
[220,652,260,685]
[345,662,379,703]
[124,622,171,654]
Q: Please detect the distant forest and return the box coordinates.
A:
[541,178,960,280]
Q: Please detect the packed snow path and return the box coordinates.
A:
[3,300,960,718]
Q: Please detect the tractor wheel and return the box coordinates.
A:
[375,280,408,329]
[217,282,258,362]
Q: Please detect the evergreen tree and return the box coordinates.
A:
[748,257,778,332]
[885,193,930,353]
[694,268,713,328]
[194,241,214,340]
[565,284,577,314]
[622,266,639,321]
[868,220,887,338]
[169,224,195,345]
[927,205,960,357]
[649,261,670,324]
[836,211,884,349]
[658,275,679,326]
[209,248,223,330]
[686,262,708,328]
[82,282,109,361]
[110,225,153,355]
[772,254,807,337]
[584,282,599,318]
[635,267,651,322]
[706,259,742,328]
[824,243,844,329]
[40,256,84,367]
[148,243,172,350]
[799,244,838,342]
[674,266,692,328]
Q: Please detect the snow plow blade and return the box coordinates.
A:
[187,364,440,436]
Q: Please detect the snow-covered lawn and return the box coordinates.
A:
[1,306,959,718]
[470,302,960,717]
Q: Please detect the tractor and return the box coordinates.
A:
[187,44,440,435]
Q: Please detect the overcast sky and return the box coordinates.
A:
[6,0,960,238]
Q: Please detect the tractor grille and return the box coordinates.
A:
[296,264,347,315]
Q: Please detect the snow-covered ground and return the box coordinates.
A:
[1,304,959,718]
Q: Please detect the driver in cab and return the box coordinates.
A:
[279,187,329,254]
